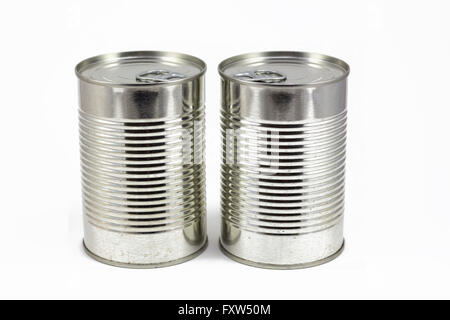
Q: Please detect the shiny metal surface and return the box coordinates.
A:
[76,51,207,267]
[219,51,349,269]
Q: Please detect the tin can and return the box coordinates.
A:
[219,51,349,269]
[76,51,207,268]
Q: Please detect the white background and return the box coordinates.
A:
[0,0,449,299]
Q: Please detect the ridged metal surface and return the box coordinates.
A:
[80,109,205,234]
[221,110,346,236]
[80,108,207,266]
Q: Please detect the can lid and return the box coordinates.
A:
[76,51,206,86]
[218,51,349,86]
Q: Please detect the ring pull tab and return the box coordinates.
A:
[136,70,186,83]
[234,70,287,83]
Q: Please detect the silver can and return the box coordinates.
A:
[76,51,207,268]
[219,51,349,269]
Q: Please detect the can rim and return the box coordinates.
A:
[218,51,350,87]
[75,50,207,87]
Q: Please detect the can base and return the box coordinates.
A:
[220,239,344,270]
[83,238,208,269]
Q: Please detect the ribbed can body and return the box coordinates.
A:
[76,51,207,267]
[219,52,349,268]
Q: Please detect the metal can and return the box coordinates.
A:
[76,51,207,268]
[219,51,349,269]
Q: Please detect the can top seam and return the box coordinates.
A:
[218,51,350,88]
[76,50,206,87]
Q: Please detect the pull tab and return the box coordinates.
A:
[234,70,287,83]
[136,70,186,83]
